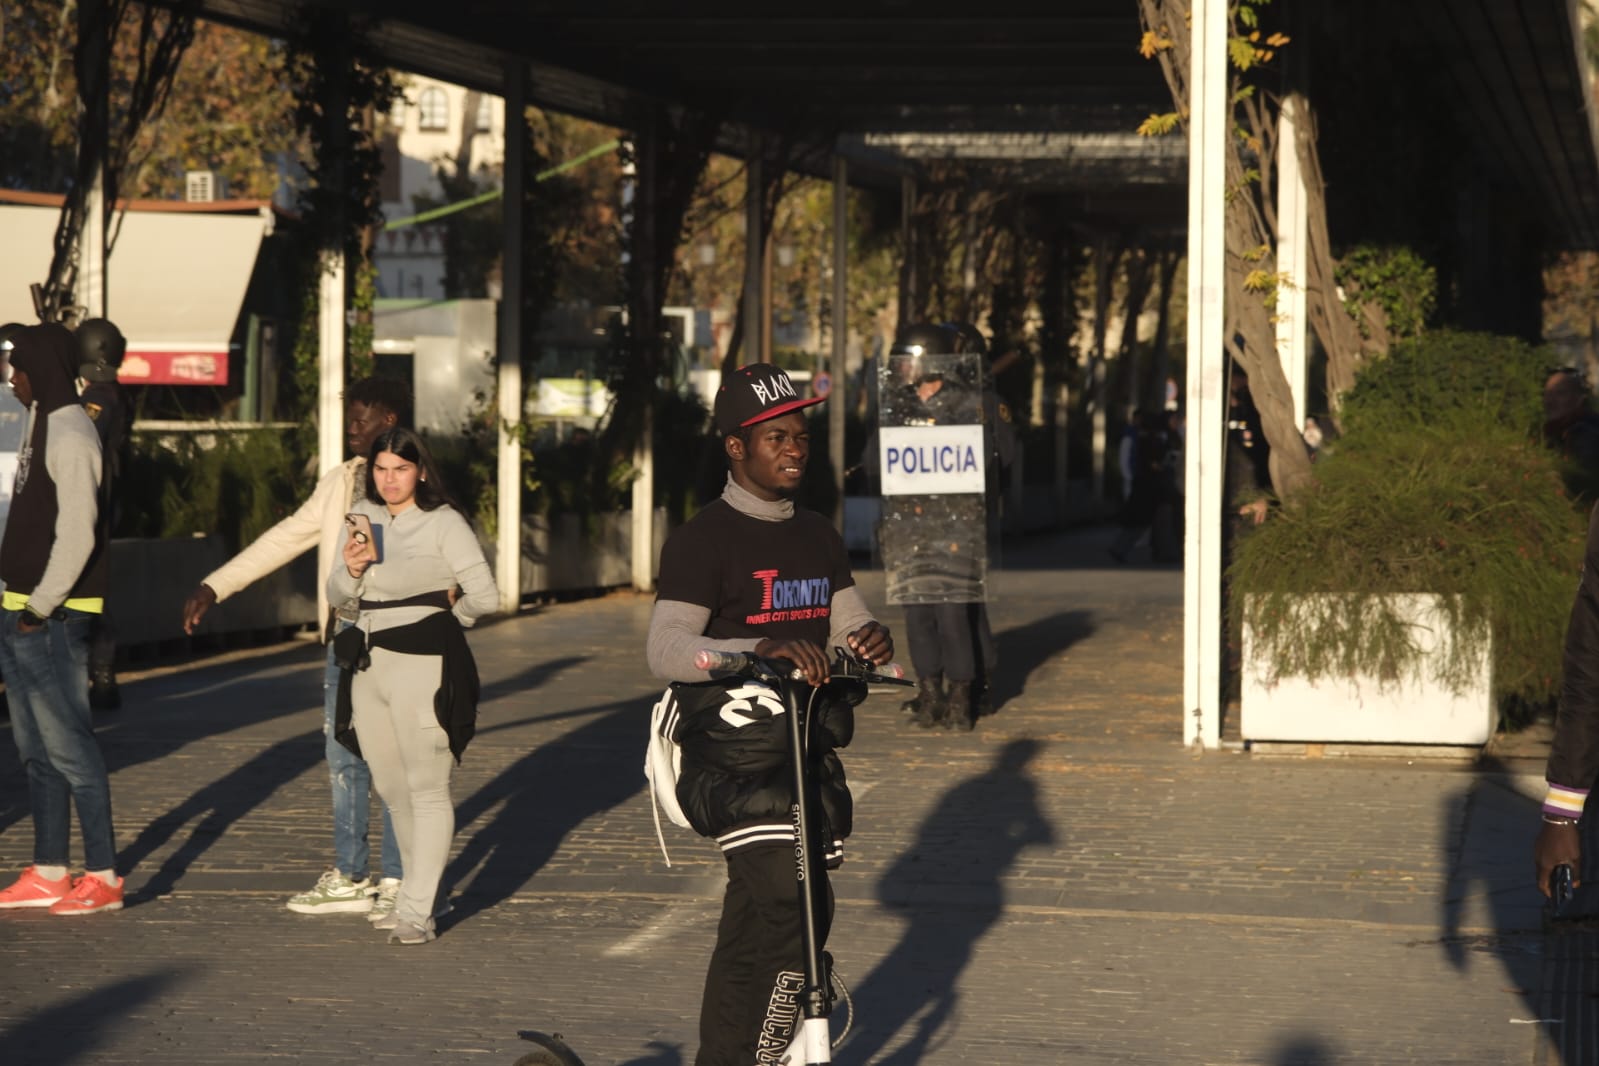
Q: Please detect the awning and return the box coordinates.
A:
[0,193,274,386]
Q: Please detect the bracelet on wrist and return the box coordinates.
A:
[1543,814,1580,826]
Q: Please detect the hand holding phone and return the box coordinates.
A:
[345,512,379,571]
[1550,863,1577,920]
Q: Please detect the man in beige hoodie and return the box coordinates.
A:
[181,377,411,919]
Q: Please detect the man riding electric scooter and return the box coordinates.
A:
[645,364,895,1066]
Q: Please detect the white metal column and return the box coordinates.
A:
[316,252,346,479]
[497,63,527,613]
[1275,95,1309,429]
[1183,0,1228,750]
[74,0,108,324]
[77,177,107,321]
[629,116,659,593]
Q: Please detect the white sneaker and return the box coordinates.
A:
[285,870,373,914]
[365,878,402,924]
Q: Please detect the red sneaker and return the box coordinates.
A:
[49,875,124,916]
[0,866,72,909]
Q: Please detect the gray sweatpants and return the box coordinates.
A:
[351,647,454,928]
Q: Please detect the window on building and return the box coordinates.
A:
[418,87,448,131]
[475,95,495,133]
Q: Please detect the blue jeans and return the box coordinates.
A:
[0,608,117,871]
[325,637,402,881]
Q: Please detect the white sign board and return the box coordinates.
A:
[879,424,986,496]
[529,378,613,418]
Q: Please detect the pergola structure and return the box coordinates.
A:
[105,1,1599,746]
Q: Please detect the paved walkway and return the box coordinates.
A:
[0,526,1578,1064]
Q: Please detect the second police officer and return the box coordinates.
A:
[76,319,130,711]
[871,321,1012,731]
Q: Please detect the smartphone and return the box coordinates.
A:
[345,512,380,565]
[1550,863,1576,920]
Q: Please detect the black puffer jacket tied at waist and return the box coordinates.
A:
[333,603,481,763]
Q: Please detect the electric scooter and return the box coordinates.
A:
[514,648,910,1066]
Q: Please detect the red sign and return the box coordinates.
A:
[119,350,229,386]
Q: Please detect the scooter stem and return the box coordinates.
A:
[780,1017,832,1065]
[785,681,832,1060]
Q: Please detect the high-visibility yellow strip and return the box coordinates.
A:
[1,591,104,615]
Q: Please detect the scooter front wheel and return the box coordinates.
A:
[513,1030,586,1066]
[513,1053,572,1066]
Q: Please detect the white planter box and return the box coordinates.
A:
[1240,594,1494,745]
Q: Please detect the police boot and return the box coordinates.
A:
[89,668,121,712]
[972,681,994,720]
[943,680,975,732]
[910,675,946,729]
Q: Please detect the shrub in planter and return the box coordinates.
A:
[118,427,307,549]
[1230,331,1587,716]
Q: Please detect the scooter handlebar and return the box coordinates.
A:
[694,648,910,685]
[693,648,754,674]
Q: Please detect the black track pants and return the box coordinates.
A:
[905,601,986,683]
[695,846,834,1066]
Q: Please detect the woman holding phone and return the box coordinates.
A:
[328,428,496,944]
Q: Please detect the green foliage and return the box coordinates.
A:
[288,256,322,455]
[348,259,377,381]
[1334,244,1437,342]
[118,428,308,549]
[0,12,297,200]
[1339,329,1544,439]
[1231,331,1586,711]
[424,382,538,541]
[285,13,398,258]
[281,16,398,434]
[524,388,710,522]
[1136,112,1182,137]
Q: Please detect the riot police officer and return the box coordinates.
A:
[944,321,1016,719]
[76,318,129,711]
[874,322,996,731]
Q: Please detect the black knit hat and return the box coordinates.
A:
[713,364,824,436]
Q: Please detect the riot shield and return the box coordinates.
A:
[876,351,991,605]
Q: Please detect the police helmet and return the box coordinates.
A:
[890,322,954,358]
[77,318,126,383]
[943,321,989,359]
[890,322,955,384]
[0,322,24,355]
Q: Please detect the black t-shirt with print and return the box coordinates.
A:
[656,498,855,648]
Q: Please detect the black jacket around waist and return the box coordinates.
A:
[333,606,481,763]
[668,676,856,866]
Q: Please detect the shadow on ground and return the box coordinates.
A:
[838,738,1054,1063]
[985,609,1095,713]
[0,969,183,1065]
[1445,755,1578,1064]
[0,644,325,842]
[443,698,645,927]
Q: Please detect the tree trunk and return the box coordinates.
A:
[603,104,720,467]
[1138,0,1316,501]
[1288,92,1364,413]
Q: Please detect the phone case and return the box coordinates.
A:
[346,513,379,564]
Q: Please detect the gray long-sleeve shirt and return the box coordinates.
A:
[327,499,497,636]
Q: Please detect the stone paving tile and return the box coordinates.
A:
[0,526,1580,1063]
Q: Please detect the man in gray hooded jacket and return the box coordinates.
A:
[0,322,121,915]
